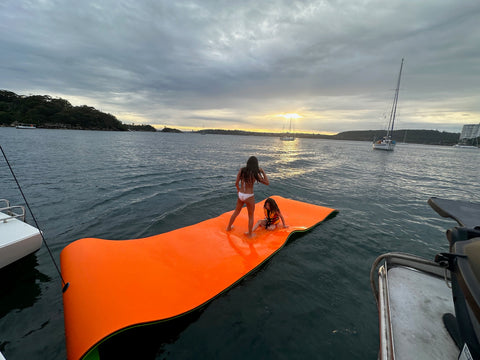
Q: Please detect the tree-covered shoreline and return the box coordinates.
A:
[0,90,156,131]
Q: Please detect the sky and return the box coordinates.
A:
[1,0,479,134]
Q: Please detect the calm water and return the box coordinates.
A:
[0,128,479,359]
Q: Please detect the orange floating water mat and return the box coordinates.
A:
[61,196,337,359]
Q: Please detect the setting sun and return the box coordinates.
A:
[278,113,302,119]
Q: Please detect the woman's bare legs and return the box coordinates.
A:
[252,219,265,232]
[245,196,255,237]
[226,198,244,231]
[226,196,256,237]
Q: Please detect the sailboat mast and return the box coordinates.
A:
[386,58,404,139]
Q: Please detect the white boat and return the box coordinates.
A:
[15,124,36,129]
[371,197,480,359]
[373,59,404,151]
[0,199,42,269]
[280,117,295,141]
[453,144,478,149]
[280,134,295,141]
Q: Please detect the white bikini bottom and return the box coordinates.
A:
[238,192,254,201]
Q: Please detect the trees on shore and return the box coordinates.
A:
[0,90,155,131]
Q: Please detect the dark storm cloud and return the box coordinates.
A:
[1,0,479,132]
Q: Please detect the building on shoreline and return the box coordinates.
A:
[456,123,480,147]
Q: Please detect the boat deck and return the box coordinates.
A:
[0,211,42,269]
[387,266,458,359]
[374,254,460,359]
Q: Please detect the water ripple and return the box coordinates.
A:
[1,129,479,359]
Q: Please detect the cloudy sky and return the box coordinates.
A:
[1,0,479,133]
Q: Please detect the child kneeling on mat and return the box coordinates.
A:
[253,198,288,231]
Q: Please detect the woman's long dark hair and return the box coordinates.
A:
[240,156,261,184]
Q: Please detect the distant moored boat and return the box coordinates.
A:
[280,117,295,141]
[373,58,404,151]
[16,124,36,129]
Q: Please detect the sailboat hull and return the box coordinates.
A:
[373,140,395,151]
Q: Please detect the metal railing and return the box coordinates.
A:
[370,252,448,306]
[0,199,26,222]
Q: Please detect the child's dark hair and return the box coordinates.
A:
[264,198,279,213]
[240,156,261,184]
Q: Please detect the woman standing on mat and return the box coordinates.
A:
[226,156,269,237]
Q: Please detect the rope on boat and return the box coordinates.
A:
[0,145,69,292]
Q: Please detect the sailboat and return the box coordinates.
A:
[373,58,404,151]
[280,116,295,141]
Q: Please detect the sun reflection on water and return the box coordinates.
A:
[270,138,316,179]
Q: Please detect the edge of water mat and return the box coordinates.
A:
[79,209,339,360]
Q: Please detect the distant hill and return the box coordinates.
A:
[126,124,157,132]
[196,129,460,146]
[0,90,156,131]
[161,126,182,133]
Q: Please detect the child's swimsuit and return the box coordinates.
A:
[238,192,254,201]
[264,208,280,227]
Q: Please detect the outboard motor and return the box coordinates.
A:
[429,197,480,359]
[442,235,480,359]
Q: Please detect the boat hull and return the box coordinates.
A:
[373,141,395,151]
[0,212,42,269]
[453,145,478,149]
